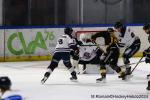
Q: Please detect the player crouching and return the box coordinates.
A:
[72,33,104,74]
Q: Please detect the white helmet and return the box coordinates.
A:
[79,34,91,42]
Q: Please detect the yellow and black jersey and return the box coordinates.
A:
[91,30,118,46]
[109,32,118,45]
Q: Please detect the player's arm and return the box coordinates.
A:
[68,38,79,51]
[69,43,78,51]
[91,31,106,40]
[74,38,83,46]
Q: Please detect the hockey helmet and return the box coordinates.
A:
[79,34,91,42]
[64,27,73,35]
[107,28,114,33]
[143,23,150,30]
[0,76,12,90]
[114,22,123,29]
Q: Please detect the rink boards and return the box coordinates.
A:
[0,25,148,62]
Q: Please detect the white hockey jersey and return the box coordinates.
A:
[79,42,97,61]
[1,90,23,100]
[55,34,76,53]
[115,27,139,48]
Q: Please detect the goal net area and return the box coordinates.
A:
[75,30,100,40]
[73,30,114,74]
[75,30,106,51]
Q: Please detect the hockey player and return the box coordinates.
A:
[70,35,82,74]
[41,27,78,84]
[114,22,141,76]
[77,34,104,74]
[143,23,150,90]
[92,28,126,82]
[0,76,23,100]
[91,28,114,46]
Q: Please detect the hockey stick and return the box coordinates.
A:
[130,57,144,74]
[80,44,105,46]
[118,60,145,67]
[118,57,144,79]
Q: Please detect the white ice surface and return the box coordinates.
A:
[0,57,150,100]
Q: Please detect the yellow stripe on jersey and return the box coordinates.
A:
[109,32,119,45]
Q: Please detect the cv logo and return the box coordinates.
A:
[7,31,55,55]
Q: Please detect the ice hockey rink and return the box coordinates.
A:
[0,57,150,100]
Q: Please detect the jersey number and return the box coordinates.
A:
[58,39,63,44]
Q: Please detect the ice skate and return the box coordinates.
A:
[146,86,150,90]
[41,72,50,84]
[146,81,150,90]
[125,67,133,79]
[81,64,86,74]
[96,76,106,83]
[70,76,77,82]
[118,72,127,80]
[70,71,78,82]
[147,74,150,79]
[125,67,131,75]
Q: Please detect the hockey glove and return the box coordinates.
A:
[145,56,150,63]
[143,49,149,57]
[86,39,92,42]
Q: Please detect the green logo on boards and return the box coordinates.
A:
[7,31,55,55]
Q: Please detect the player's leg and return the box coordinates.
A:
[147,81,150,90]
[146,53,150,90]
[62,52,77,81]
[96,53,108,83]
[147,74,150,90]
[113,66,126,80]
[109,47,127,80]
[78,60,88,74]
[145,52,150,63]
[96,47,114,83]
[72,59,80,74]
[110,60,126,80]
[82,63,86,74]
[109,52,126,80]
[63,60,77,81]
[70,50,80,74]
[96,65,106,82]
[90,54,106,79]
[96,47,104,57]
[41,53,60,84]
[123,40,141,75]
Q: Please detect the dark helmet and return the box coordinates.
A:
[107,28,114,32]
[64,27,73,35]
[0,76,12,90]
[114,21,123,29]
[143,23,150,30]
